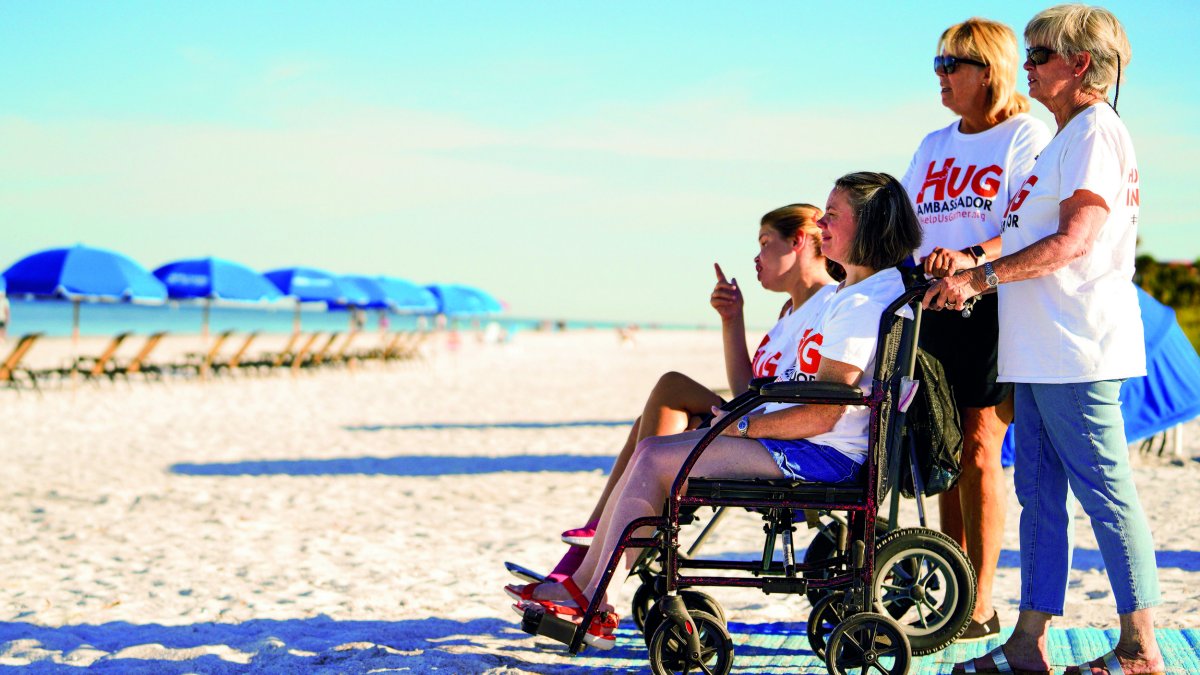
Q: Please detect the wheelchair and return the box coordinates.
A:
[519,284,975,674]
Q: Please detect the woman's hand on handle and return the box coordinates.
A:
[710,263,744,322]
[922,268,986,312]
[922,247,976,278]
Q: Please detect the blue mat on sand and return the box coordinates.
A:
[569,623,1200,674]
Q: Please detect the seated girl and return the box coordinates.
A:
[508,172,923,649]
[508,203,840,584]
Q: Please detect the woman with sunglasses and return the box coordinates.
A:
[929,5,1164,675]
[900,17,1050,644]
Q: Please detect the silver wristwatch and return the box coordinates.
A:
[983,262,999,289]
[737,415,750,438]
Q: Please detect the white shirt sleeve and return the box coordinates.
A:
[816,295,881,375]
[1057,123,1124,208]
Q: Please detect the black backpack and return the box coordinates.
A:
[898,348,963,498]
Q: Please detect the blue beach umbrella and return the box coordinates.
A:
[458,285,504,314]
[426,283,486,317]
[265,266,370,333]
[154,257,283,302]
[3,244,168,343]
[4,244,167,302]
[376,277,439,315]
[154,257,284,339]
[338,275,391,310]
[264,267,368,305]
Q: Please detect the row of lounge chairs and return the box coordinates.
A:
[0,329,430,391]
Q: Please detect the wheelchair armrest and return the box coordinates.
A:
[759,380,863,402]
[748,376,775,392]
[717,377,778,413]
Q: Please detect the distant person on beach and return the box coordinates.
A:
[509,173,921,649]
[900,16,1051,642]
[926,6,1164,675]
[505,203,838,588]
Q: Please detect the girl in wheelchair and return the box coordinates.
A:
[508,172,923,650]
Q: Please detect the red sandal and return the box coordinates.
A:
[504,576,591,616]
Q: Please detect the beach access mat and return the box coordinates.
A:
[570,623,1200,674]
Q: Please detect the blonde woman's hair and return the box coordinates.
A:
[939,17,1030,124]
[761,204,824,257]
[1025,4,1131,97]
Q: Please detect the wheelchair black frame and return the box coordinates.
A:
[552,284,927,655]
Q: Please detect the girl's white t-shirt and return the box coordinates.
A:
[996,104,1144,383]
[761,268,909,461]
[901,113,1051,261]
[751,285,837,381]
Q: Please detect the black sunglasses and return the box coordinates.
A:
[1025,46,1056,66]
[934,54,987,75]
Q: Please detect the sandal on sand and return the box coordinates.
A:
[511,600,619,650]
[561,523,597,547]
[953,644,1053,675]
[504,576,591,617]
[1063,650,1165,675]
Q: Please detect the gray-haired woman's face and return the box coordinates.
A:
[1024,43,1079,105]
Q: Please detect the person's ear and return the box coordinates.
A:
[1073,52,1092,78]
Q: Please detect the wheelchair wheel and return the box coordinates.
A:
[632,581,660,633]
[803,515,890,607]
[872,527,975,656]
[643,591,727,644]
[647,609,733,675]
[806,589,847,659]
[824,612,911,675]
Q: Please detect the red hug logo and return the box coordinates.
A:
[797,329,823,375]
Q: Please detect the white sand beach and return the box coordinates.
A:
[1,330,1198,673]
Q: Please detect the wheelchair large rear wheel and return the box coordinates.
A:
[824,612,911,675]
[647,609,733,675]
[872,527,975,655]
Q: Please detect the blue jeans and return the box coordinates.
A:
[1013,380,1161,615]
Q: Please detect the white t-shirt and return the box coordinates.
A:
[751,285,837,381]
[762,268,909,461]
[901,113,1051,261]
[996,104,1144,383]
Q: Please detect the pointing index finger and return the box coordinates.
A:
[714,263,728,283]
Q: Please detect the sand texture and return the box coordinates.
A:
[1,330,1197,673]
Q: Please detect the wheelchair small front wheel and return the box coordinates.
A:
[643,591,727,644]
[647,609,733,675]
[824,612,911,675]
[806,589,847,659]
[872,527,976,655]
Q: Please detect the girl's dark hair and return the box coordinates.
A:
[834,172,923,270]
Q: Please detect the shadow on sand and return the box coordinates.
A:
[343,419,635,432]
[0,616,648,674]
[171,453,615,477]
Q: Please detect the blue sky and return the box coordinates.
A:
[1,2,1194,327]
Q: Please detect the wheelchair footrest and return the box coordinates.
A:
[520,604,578,647]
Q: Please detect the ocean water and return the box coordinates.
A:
[3,299,689,338]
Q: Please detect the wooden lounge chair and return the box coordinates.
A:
[212,332,258,375]
[72,332,132,382]
[297,332,340,371]
[284,332,323,373]
[109,332,168,381]
[181,330,233,378]
[1,333,43,391]
[328,331,359,367]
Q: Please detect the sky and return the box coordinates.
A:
[1,1,1196,328]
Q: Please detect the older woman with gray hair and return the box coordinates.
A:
[926,5,1165,675]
